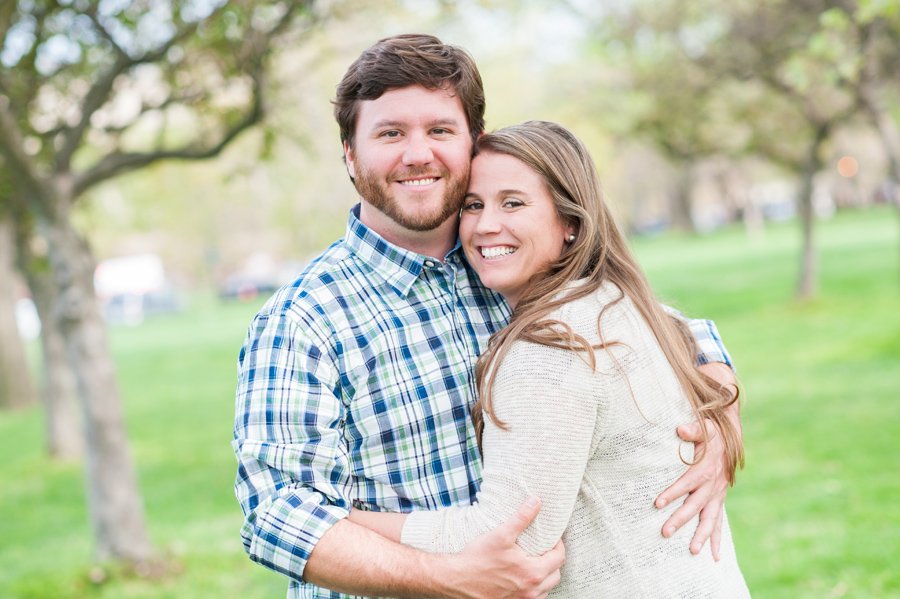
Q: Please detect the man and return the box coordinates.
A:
[233,34,740,599]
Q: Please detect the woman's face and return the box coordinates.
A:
[460,151,573,308]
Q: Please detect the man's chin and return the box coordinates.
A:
[366,199,461,233]
[394,212,457,232]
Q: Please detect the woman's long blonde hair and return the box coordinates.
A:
[470,121,743,483]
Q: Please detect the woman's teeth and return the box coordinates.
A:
[481,246,517,259]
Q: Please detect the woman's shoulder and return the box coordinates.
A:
[546,280,628,331]
[498,281,625,373]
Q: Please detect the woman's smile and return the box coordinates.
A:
[460,151,572,308]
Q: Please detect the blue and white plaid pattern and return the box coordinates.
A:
[233,206,733,599]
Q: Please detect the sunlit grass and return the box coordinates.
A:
[1,205,898,598]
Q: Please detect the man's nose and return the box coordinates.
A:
[402,133,435,166]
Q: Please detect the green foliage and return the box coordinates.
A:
[1,206,898,597]
[589,0,872,171]
[856,0,900,24]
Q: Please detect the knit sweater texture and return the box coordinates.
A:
[401,281,751,598]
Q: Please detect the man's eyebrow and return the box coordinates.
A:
[427,118,463,128]
[370,119,405,130]
[369,118,463,130]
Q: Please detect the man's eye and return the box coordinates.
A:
[381,131,401,138]
[432,128,450,135]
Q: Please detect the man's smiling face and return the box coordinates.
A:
[345,85,473,233]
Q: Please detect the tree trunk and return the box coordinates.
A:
[671,162,697,233]
[12,216,84,459]
[33,268,85,459]
[797,125,828,299]
[42,207,151,562]
[0,218,38,410]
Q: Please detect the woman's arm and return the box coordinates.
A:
[348,508,408,543]
[401,341,599,557]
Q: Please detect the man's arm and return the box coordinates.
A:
[307,500,564,599]
[233,305,353,582]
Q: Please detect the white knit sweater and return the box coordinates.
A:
[401,282,750,598]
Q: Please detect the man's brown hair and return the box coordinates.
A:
[333,34,485,149]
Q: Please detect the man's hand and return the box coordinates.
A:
[307,497,564,599]
[655,362,741,561]
[448,497,565,599]
[655,419,728,559]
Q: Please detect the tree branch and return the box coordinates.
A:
[55,9,213,174]
[83,3,131,62]
[68,0,312,196]
[0,0,16,45]
[72,73,264,196]
[0,100,55,213]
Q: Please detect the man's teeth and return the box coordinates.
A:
[481,246,517,259]
[400,178,437,186]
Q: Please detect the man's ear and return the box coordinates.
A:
[343,141,357,179]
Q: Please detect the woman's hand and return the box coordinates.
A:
[347,507,409,543]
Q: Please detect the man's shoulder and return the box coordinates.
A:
[267,240,360,302]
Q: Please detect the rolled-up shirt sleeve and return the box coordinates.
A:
[232,305,350,582]
[661,305,734,370]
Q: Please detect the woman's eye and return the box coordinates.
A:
[463,201,483,211]
[503,199,524,208]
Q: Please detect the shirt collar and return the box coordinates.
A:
[344,204,464,298]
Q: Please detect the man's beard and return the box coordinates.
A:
[354,164,469,232]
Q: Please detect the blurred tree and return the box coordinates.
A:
[813,2,900,270]
[587,0,865,298]
[0,213,39,410]
[5,182,84,459]
[827,3,900,183]
[594,6,744,234]
[0,0,315,563]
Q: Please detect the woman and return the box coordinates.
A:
[351,121,749,597]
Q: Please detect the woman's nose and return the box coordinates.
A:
[474,204,503,234]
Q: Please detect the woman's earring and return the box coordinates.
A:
[567,234,576,242]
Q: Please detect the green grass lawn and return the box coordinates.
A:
[1,205,898,598]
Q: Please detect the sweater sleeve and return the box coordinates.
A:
[401,339,601,557]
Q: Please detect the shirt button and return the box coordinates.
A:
[424,260,435,267]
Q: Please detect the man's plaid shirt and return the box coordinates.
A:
[232,206,733,599]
